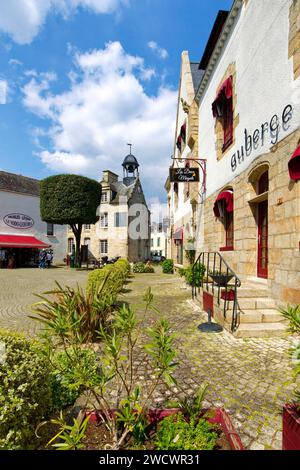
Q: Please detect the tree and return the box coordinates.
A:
[40,174,101,267]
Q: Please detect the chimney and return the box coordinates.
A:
[102,170,119,184]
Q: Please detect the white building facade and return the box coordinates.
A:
[0,171,67,267]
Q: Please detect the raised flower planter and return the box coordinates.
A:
[210,274,234,287]
[83,407,244,451]
[282,403,300,450]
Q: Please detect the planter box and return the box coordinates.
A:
[283,403,300,450]
[84,407,244,451]
[210,274,234,287]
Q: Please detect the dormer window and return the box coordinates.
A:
[101,191,108,203]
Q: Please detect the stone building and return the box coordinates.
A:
[0,171,67,267]
[168,0,300,337]
[67,153,151,262]
[166,50,204,268]
[150,222,167,259]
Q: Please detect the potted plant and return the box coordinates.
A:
[34,287,244,451]
[209,270,234,287]
[280,305,300,450]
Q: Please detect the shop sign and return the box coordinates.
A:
[170,167,199,182]
[3,213,34,229]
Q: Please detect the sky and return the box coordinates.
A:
[0,0,233,204]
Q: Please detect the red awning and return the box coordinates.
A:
[288,145,300,181]
[212,76,233,118]
[0,235,51,249]
[173,228,183,241]
[213,190,234,217]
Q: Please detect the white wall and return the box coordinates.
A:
[151,230,167,257]
[0,190,67,263]
[198,0,300,197]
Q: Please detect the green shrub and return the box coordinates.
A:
[0,329,52,450]
[50,348,99,410]
[87,260,129,294]
[133,262,155,273]
[184,264,206,287]
[162,259,174,274]
[178,267,186,277]
[155,413,218,450]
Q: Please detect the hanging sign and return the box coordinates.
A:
[170,167,199,183]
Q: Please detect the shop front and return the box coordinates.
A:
[0,234,51,268]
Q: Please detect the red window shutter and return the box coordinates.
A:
[223,97,233,150]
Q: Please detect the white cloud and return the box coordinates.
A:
[148,41,169,60]
[22,41,177,198]
[0,80,8,104]
[0,0,128,45]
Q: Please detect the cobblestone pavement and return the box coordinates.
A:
[0,267,88,336]
[0,267,298,449]
[119,270,298,451]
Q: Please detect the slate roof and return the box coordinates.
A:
[0,171,40,196]
[190,63,205,92]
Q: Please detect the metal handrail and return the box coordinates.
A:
[192,252,241,332]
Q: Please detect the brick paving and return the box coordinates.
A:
[0,267,298,449]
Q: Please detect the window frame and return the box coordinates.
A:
[100,212,108,228]
[47,223,54,236]
[99,239,108,254]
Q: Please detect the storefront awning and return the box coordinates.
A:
[213,190,234,217]
[173,228,183,241]
[212,76,233,118]
[0,235,51,249]
[288,145,300,181]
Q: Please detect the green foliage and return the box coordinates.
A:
[178,268,186,277]
[155,413,218,450]
[46,411,90,450]
[279,304,300,402]
[162,259,174,274]
[40,174,101,225]
[50,348,99,410]
[87,259,130,295]
[0,329,52,450]
[185,239,196,265]
[178,384,209,419]
[132,262,154,273]
[31,278,114,343]
[185,264,206,287]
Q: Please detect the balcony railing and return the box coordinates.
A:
[192,252,241,332]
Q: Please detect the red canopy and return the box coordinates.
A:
[0,234,51,249]
[212,76,233,118]
[213,190,234,217]
[288,145,300,181]
[173,228,183,241]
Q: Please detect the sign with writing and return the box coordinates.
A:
[170,167,199,183]
[3,213,34,229]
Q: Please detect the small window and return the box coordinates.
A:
[101,192,108,203]
[115,212,127,227]
[100,213,108,228]
[151,238,153,247]
[100,240,108,254]
[157,237,160,247]
[68,238,75,253]
[84,224,91,230]
[47,223,54,236]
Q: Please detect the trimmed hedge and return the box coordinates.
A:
[132,262,155,273]
[87,259,130,295]
[162,259,174,274]
[0,329,52,450]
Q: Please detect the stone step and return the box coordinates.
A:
[233,322,287,339]
[237,287,269,298]
[238,297,277,310]
[239,309,284,324]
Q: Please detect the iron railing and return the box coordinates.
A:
[192,252,241,332]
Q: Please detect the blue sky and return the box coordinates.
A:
[0,0,232,203]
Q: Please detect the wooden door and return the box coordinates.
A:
[257,200,268,278]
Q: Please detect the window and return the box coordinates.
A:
[175,240,183,265]
[84,224,91,230]
[224,208,234,250]
[47,223,54,236]
[213,190,234,251]
[100,212,108,228]
[115,212,127,227]
[68,238,75,253]
[101,192,108,203]
[100,240,108,254]
[151,238,153,247]
[258,171,269,194]
[212,76,233,152]
[157,237,160,247]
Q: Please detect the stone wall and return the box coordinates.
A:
[199,128,300,304]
